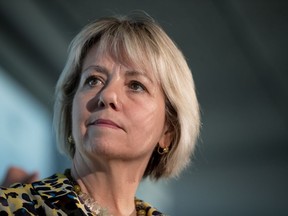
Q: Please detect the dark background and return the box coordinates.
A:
[0,0,287,215]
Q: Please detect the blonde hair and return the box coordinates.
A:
[53,12,200,180]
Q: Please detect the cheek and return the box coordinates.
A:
[71,94,87,137]
[132,101,166,138]
[145,99,166,124]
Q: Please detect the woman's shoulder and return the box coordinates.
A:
[0,181,36,215]
[30,172,73,198]
[0,172,83,215]
[0,172,69,199]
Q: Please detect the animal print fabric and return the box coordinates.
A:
[0,172,164,215]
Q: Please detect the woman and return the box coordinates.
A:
[0,12,200,215]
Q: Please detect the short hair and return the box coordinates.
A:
[53,12,200,180]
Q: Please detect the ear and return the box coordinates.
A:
[158,126,173,148]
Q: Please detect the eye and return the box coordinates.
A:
[129,81,146,92]
[84,75,104,87]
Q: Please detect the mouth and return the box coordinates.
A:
[88,118,122,130]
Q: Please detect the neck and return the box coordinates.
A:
[71,152,149,216]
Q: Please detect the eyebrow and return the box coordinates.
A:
[82,65,108,74]
[125,70,154,84]
[82,65,154,84]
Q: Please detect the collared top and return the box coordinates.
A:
[0,172,164,215]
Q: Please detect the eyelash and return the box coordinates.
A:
[83,75,104,87]
[83,75,147,93]
[128,81,147,92]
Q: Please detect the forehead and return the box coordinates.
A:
[82,43,159,81]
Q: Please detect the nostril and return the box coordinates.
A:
[96,87,120,110]
[109,103,117,110]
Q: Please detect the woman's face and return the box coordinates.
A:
[72,45,170,161]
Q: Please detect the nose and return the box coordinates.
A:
[96,81,121,111]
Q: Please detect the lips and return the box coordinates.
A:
[88,118,122,130]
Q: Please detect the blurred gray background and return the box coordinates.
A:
[0,0,287,215]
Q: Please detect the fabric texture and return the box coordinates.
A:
[0,172,164,215]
